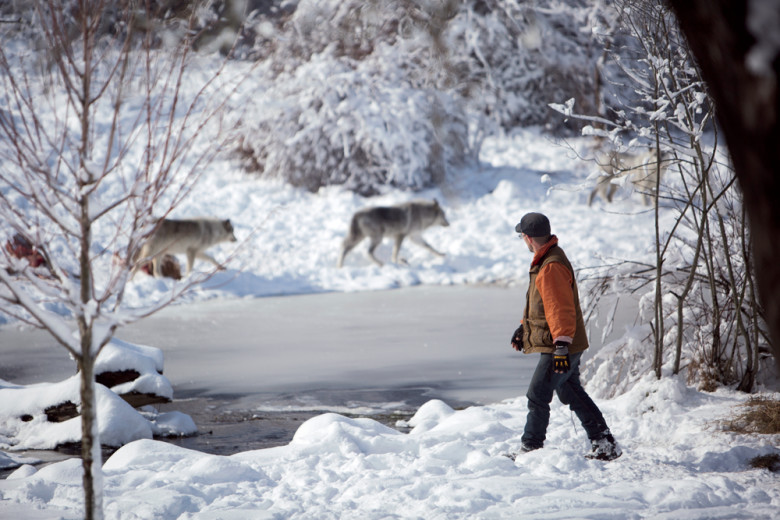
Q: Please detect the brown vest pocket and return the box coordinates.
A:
[526,318,553,348]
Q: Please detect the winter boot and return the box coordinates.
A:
[585,434,622,461]
[504,443,540,461]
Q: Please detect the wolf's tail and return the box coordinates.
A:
[346,213,363,242]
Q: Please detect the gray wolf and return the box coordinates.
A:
[132,218,237,278]
[588,148,671,206]
[337,199,449,267]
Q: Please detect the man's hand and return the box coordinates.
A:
[553,341,570,373]
[511,324,523,351]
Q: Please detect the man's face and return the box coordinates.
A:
[521,233,534,253]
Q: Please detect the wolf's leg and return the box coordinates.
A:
[641,178,657,206]
[606,182,618,203]
[337,237,360,268]
[152,256,164,277]
[366,235,384,266]
[131,245,149,279]
[641,188,655,206]
[196,251,224,270]
[587,187,598,206]
[392,235,407,264]
[409,234,444,258]
[590,175,611,205]
[338,217,365,268]
[184,250,197,276]
[629,172,653,206]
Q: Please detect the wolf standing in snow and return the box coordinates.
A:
[337,200,449,268]
[588,148,671,206]
[132,218,237,278]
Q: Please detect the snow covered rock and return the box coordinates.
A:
[95,338,172,407]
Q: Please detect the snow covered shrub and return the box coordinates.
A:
[272,0,401,62]
[583,324,655,399]
[233,0,476,194]
[236,57,471,194]
[582,154,771,395]
[445,0,610,133]
[0,0,258,54]
[234,0,611,194]
[248,0,434,75]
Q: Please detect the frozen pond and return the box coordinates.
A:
[1,285,541,454]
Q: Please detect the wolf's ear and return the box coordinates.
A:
[223,219,233,231]
[433,198,439,206]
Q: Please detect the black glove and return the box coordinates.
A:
[552,341,570,373]
[511,324,523,351]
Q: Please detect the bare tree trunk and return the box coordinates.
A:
[78,347,101,520]
[652,80,664,379]
[669,0,780,370]
[673,205,705,375]
[77,7,100,515]
[653,181,664,378]
[743,208,762,385]
[712,193,753,391]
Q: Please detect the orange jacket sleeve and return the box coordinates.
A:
[535,261,576,344]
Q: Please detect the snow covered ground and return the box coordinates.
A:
[1,129,778,518]
[1,376,778,519]
[118,128,672,307]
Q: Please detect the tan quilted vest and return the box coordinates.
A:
[521,245,589,354]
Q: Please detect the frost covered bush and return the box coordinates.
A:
[262,0,405,65]
[581,153,773,396]
[235,0,470,194]
[264,0,607,132]
[570,0,770,395]
[234,0,608,193]
[236,57,470,194]
[5,1,614,194]
[445,0,608,132]
[0,0,255,54]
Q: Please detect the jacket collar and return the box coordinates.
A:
[531,235,558,267]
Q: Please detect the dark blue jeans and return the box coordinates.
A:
[521,352,610,449]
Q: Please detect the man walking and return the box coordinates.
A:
[509,212,620,461]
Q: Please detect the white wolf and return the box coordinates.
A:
[588,148,672,206]
[132,218,237,278]
[337,199,450,268]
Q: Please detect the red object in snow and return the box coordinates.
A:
[4,234,46,268]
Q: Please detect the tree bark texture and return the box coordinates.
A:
[79,349,103,520]
[668,0,780,370]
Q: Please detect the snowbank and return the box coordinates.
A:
[1,376,777,519]
[0,339,194,453]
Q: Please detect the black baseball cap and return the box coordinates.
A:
[515,212,551,237]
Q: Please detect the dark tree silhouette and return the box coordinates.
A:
[668,0,780,370]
